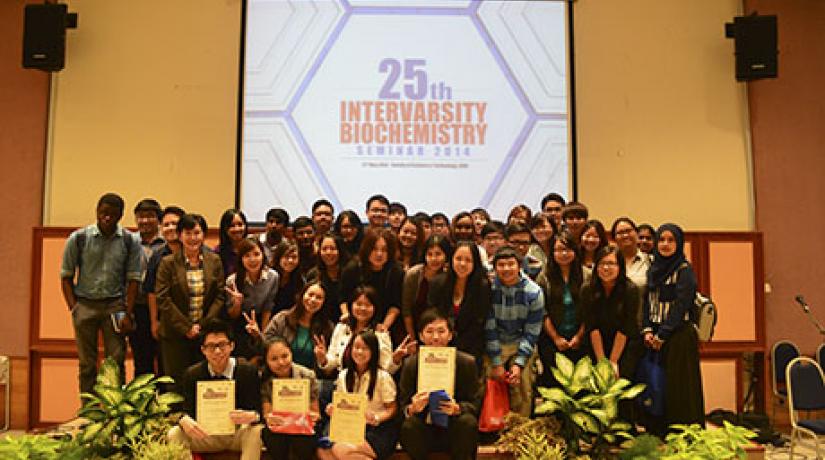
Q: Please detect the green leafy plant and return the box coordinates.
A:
[76,357,183,457]
[129,433,189,460]
[535,353,645,457]
[497,413,567,460]
[618,433,663,460]
[0,434,62,459]
[0,433,94,460]
[661,422,756,459]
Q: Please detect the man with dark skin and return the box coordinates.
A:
[60,193,141,394]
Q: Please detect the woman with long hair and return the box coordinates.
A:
[224,238,279,361]
[427,240,492,365]
[271,241,304,316]
[536,231,588,387]
[307,233,350,323]
[402,235,452,338]
[641,223,704,436]
[320,330,399,460]
[250,281,333,371]
[214,208,248,276]
[397,217,424,271]
[582,245,642,379]
[317,285,412,376]
[527,212,555,267]
[340,228,405,345]
[334,210,365,257]
[580,219,608,271]
[260,337,320,459]
[451,211,475,244]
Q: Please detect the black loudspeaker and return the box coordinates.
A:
[22,3,78,72]
[725,14,778,81]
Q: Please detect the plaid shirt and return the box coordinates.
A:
[185,255,205,323]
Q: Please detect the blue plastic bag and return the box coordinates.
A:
[636,350,665,417]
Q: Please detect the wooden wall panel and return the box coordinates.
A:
[708,241,756,342]
[39,237,74,340]
[701,358,740,412]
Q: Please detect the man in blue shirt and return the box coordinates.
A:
[60,193,142,394]
[485,246,544,416]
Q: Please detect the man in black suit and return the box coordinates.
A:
[399,308,480,460]
[168,319,263,460]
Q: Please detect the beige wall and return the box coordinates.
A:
[574,0,753,231]
[45,0,755,232]
[46,0,242,227]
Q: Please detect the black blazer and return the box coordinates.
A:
[179,359,262,419]
[398,349,480,418]
[427,273,491,361]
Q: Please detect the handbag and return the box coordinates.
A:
[479,378,510,432]
[636,350,665,417]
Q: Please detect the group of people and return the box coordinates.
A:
[60,192,705,460]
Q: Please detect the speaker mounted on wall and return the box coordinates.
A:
[725,13,778,82]
[22,3,78,72]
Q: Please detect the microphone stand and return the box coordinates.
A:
[797,299,825,337]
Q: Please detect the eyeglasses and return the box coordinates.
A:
[202,341,231,352]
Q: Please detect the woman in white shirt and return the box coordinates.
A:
[320,330,399,460]
[315,285,412,377]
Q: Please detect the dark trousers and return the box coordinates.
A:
[399,413,478,460]
[261,429,317,459]
[128,303,159,377]
[160,336,200,395]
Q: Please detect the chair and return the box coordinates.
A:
[786,357,825,459]
[771,340,801,422]
[817,343,825,371]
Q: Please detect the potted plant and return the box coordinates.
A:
[534,353,645,458]
[75,357,183,458]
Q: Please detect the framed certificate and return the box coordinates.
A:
[271,378,310,413]
[417,346,456,397]
[196,380,236,436]
[329,391,367,446]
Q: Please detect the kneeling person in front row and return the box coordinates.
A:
[399,308,479,460]
[168,319,263,460]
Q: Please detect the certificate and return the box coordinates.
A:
[271,379,310,413]
[196,380,235,436]
[417,346,456,397]
[329,391,367,446]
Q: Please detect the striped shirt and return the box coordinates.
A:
[485,274,545,367]
[642,262,697,341]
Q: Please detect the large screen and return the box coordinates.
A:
[240,0,571,222]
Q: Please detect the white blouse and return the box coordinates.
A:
[321,323,399,374]
[335,368,397,415]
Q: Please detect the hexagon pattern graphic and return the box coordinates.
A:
[244,0,345,112]
[242,0,569,218]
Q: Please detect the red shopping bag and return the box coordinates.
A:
[266,411,315,435]
[479,378,510,432]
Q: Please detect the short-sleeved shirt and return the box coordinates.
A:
[261,363,319,405]
[142,243,174,294]
[135,233,165,305]
[60,224,141,299]
[335,368,396,414]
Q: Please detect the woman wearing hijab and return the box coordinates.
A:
[641,223,704,436]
